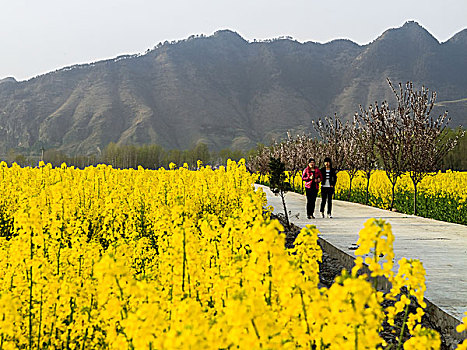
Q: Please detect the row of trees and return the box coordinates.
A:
[2,143,245,170]
[248,79,465,215]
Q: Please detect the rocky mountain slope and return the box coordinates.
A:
[0,21,465,155]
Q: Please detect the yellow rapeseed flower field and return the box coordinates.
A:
[334,170,467,223]
[286,170,466,224]
[0,160,461,348]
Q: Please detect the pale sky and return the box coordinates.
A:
[1,0,466,81]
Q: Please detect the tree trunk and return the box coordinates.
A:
[365,173,371,205]
[410,175,419,216]
[293,170,298,191]
[390,181,396,211]
[413,184,418,216]
[385,171,398,211]
[348,175,353,201]
[280,190,290,230]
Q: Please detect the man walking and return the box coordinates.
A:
[320,157,337,218]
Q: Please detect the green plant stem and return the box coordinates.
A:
[299,288,311,336]
[355,325,359,350]
[37,291,43,349]
[396,300,411,350]
[28,266,33,350]
[29,229,34,350]
[182,228,186,293]
[251,319,261,340]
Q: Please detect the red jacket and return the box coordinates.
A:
[302,166,322,190]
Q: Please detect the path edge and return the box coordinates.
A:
[317,236,466,348]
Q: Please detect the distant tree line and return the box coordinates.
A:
[1,143,245,170]
[249,79,465,215]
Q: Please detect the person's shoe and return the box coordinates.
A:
[307,215,311,219]
[327,214,332,218]
[311,214,315,219]
[320,212,325,218]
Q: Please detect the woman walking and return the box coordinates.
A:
[320,157,337,218]
[302,158,322,219]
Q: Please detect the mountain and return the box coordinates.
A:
[0,21,466,155]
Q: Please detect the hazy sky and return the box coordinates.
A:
[1,0,466,81]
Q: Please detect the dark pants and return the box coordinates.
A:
[320,187,334,214]
[305,187,318,216]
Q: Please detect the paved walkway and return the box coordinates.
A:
[256,185,467,322]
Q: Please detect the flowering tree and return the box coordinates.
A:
[248,144,271,183]
[312,114,349,172]
[358,97,408,211]
[280,133,306,191]
[388,79,465,214]
[341,118,364,200]
[353,114,378,205]
[278,133,325,191]
[249,133,327,193]
[314,114,363,200]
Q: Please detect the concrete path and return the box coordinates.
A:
[256,184,467,323]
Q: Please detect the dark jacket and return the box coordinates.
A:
[302,166,322,190]
[320,167,337,189]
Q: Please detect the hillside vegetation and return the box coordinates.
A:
[0,21,466,156]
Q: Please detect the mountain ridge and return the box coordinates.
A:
[0,21,465,155]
